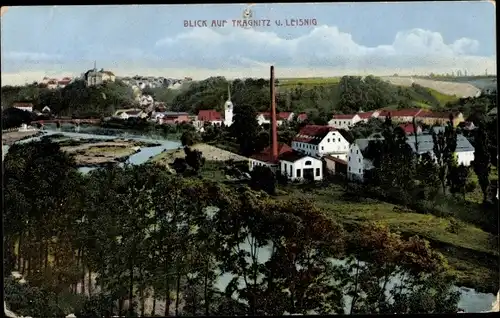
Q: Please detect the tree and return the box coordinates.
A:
[2,107,37,129]
[231,103,260,156]
[431,116,458,195]
[345,223,460,314]
[181,130,200,147]
[415,152,441,200]
[472,123,491,202]
[184,147,205,173]
[448,163,470,199]
[250,166,277,195]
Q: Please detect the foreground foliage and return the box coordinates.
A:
[3,141,462,316]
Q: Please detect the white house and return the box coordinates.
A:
[249,143,323,181]
[291,125,352,161]
[280,152,323,181]
[13,102,33,113]
[347,138,379,182]
[328,114,361,130]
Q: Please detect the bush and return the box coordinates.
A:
[465,180,477,193]
[446,218,465,234]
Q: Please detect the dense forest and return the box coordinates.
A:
[4,140,463,317]
[3,75,484,122]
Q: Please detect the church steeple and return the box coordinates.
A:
[93,60,97,71]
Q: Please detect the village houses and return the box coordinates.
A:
[194,85,234,130]
[328,108,464,130]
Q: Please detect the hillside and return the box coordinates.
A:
[380,76,481,98]
[167,75,459,121]
[1,75,461,121]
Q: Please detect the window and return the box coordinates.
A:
[297,169,301,177]
[289,165,292,176]
[356,150,359,154]
[359,169,361,173]
[321,146,324,150]
[316,168,320,176]
[338,138,341,142]
[349,167,351,171]
[358,158,361,163]
[327,138,330,142]
[305,160,312,166]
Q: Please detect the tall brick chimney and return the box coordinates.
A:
[270,65,279,162]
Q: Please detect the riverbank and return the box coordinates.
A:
[2,130,43,146]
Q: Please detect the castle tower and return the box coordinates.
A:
[224,83,233,126]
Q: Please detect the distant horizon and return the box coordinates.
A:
[1,3,496,85]
[2,68,497,87]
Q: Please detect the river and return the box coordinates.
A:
[1,126,497,313]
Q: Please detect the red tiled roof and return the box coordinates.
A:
[390,108,429,118]
[13,102,34,108]
[250,143,293,164]
[357,111,375,119]
[332,114,357,120]
[198,109,222,121]
[293,125,336,145]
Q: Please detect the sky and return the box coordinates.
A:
[1,2,497,85]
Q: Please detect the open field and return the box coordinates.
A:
[149,143,248,166]
[278,77,341,88]
[275,183,498,294]
[381,76,481,98]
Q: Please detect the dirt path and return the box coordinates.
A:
[381,76,481,98]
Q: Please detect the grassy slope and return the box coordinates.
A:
[466,166,498,204]
[275,183,498,293]
[278,77,458,107]
[278,77,341,88]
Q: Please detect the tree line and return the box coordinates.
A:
[351,115,497,234]
[2,75,463,122]
[4,140,462,317]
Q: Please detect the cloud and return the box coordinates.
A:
[1,25,495,86]
[3,51,62,61]
[155,25,491,70]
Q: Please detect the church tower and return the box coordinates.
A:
[224,83,233,126]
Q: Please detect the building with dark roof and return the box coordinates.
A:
[346,129,475,182]
[291,125,351,161]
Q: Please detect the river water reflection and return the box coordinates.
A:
[2,127,496,312]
